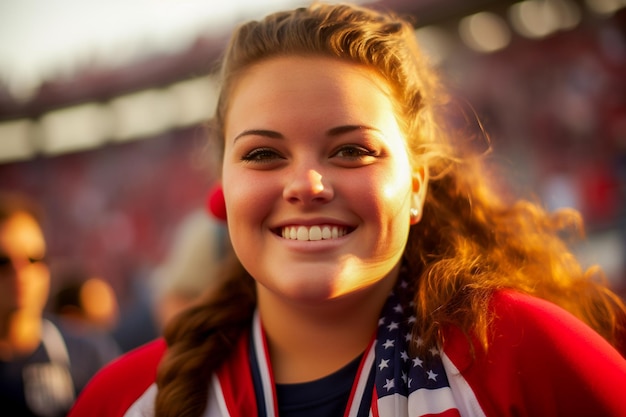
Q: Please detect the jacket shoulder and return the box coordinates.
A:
[68,338,167,417]
[444,290,626,417]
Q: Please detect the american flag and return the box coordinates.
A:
[371,287,460,417]
[232,283,462,417]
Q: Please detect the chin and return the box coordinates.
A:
[279,276,380,304]
[279,279,338,303]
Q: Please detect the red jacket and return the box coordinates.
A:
[69,291,626,417]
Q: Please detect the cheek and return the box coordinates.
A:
[0,279,14,306]
[23,263,50,307]
[223,176,268,221]
[361,168,413,219]
[222,163,247,217]
[222,167,277,251]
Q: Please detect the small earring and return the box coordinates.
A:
[409,207,419,222]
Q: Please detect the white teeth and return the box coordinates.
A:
[281,225,347,241]
[297,226,308,240]
[309,226,322,241]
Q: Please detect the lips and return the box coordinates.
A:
[280,225,349,241]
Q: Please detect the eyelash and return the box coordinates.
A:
[241,147,282,163]
[240,144,378,164]
[333,144,377,159]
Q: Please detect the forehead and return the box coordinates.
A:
[224,56,397,131]
[239,54,387,85]
[0,212,46,256]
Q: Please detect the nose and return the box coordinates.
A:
[283,167,333,205]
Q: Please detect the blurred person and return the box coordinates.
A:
[0,192,118,417]
[150,209,230,330]
[51,265,122,364]
[70,3,626,417]
[111,268,160,353]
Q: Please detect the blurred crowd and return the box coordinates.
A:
[443,8,626,291]
[0,189,229,416]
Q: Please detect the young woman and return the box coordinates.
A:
[69,3,626,417]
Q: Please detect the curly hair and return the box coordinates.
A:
[155,3,626,415]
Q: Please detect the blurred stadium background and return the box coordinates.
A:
[1,0,624,316]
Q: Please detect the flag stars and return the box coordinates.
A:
[412,357,424,368]
[383,378,395,391]
[373,294,451,399]
[427,370,438,381]
[387,321,399,331]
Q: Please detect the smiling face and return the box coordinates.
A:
[222,56,425,304]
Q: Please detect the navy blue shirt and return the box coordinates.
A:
[250,338,374,417]
[0,318,119,417]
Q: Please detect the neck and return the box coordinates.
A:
[258,274,397,384]
[0,310,43,361]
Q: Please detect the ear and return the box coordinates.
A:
[410,167,428,225]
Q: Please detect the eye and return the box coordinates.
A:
[241,147,284,163]
[28,256,45,264]
[333,144,377,160]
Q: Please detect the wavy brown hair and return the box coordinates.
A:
[155,3,626,415]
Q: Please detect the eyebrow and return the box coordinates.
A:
[327,125,381,136]
[233,129,283,142]
[233,125,381,142]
